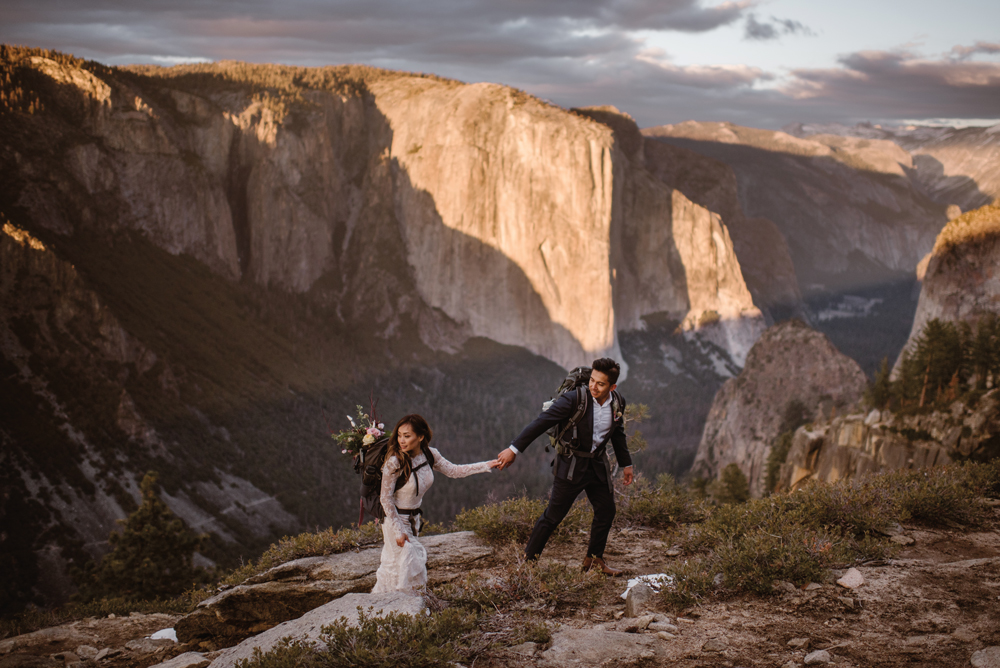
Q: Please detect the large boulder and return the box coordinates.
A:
[175,531,489,645]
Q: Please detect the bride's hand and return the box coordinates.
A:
[396,533,410,548]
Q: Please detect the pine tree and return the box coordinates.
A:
[75,472,205,601]
[713,463,751,505]
[865,357,893,410]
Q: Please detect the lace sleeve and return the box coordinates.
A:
[380,456,408,537]
[429,447,494,478]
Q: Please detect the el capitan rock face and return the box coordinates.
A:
[691,320,867,497]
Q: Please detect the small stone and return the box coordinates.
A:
[953,628,978,642]
[904,635,929,646]
[74,647,98,660]
[702,638,728,652]
[656,632,675,641]
[787,637,810,649]
[782,662,799,668]
[836,568,864,589]
[614,610,624,620]
[94,649,121,661]
[107,614,115,620]
[648,622,679,633]
[804,582,823,591]
[625,583,654,618]
[677,617,695,624]
[634,615,654,630]
[838,596,856,610]
[875,522,904,536]
[665,548,682,557]
[804,649,831,665]
[890,534,915,546]
[639,650,655,659]
[972,647,1000,668]
[508,642,538,656]
[775,581,798,594]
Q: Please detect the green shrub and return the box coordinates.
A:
[454,496,590,547]
[615,474,706,528]
[235,607,479,668]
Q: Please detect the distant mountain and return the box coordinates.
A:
[783,121,1000,212]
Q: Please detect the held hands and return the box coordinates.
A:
[495,448,516,471]
[396,533,410,548]
[622,466,634,486]
[487,458,503,469]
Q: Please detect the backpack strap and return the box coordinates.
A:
[554,385,590,449]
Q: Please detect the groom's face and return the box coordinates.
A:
[589,370,616,404]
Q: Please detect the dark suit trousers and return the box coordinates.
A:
[524,457,616,560]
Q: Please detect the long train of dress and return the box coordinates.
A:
[371,447,493,593]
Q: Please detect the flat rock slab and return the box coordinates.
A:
[207,592,425,668]
[540,628,661,666]
[176,531,489,644]
[148,653,210,668]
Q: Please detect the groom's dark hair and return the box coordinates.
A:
[592,357,621,385]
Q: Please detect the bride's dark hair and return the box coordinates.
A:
[386,414,433,484]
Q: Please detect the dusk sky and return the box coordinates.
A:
[2,0,998,129]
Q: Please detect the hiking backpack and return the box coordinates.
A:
[544,366,623,455]
[354,437,434,525]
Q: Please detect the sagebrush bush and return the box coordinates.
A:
[436,546,610,613]
[454,496,590,547]
[615,474,705,528]
[659,461,1000,608]
[235,607,479,668]
[222,523,385,585]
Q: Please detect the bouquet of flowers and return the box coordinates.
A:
[332,402,386,458]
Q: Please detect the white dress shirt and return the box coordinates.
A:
[591,394,613,451]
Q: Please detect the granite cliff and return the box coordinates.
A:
[898,201,1000,365]
[0,48,761,608]
[690,320,867,497]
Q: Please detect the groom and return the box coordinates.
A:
[496,357,633,575]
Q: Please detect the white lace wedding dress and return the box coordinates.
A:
[371,447,493,593]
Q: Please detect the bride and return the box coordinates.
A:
[372,414,500,593]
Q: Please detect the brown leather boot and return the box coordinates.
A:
[581,556,623,576]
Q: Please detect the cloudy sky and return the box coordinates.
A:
[2,0,998,128]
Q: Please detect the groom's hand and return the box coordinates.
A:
[622,466,634,486]
[496,449,516,470]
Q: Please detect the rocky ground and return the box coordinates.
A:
[3,504,999,668]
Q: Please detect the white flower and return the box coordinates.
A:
[363,433,375,445]
[347,415,356,426]
[378,423,384,429]
[341,449,347,454]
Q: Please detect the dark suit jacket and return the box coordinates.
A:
[510,390,632,481]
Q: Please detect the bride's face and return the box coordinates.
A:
[397,423,423,455]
